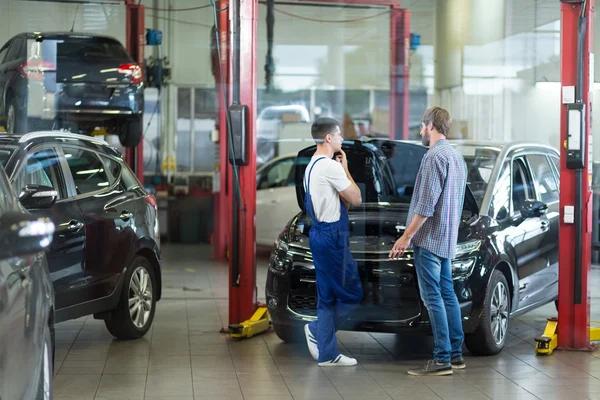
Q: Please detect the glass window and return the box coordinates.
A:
[63,147,110,195]
[528,154,559,204]
[100,155,121,183]
[512,158,535,215]
[489,162,510,221]
[12,148,64,199]
[259,158,294,190]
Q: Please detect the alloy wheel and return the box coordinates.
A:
[128,266,153,328]
[490,281,509,345]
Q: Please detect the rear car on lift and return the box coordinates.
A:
[266,139,561,356]
[0,131,161,339]
[0,32,143,147]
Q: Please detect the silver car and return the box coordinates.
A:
[0,163,55,400]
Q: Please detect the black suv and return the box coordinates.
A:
[0,32,143,147]
[266,139,560,356]
[0,131,161,339]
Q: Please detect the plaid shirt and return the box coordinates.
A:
[407,139,467,259]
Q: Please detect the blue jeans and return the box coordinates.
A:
[414,246,464,363]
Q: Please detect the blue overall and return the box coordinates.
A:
[305,157,363,363]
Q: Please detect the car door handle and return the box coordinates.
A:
[120,210,133,221]
[67,220,84,232]
[271,200,280,204]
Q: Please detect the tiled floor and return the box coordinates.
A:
[53,244,600,400]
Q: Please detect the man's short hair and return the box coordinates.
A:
[311,117,340,142]
[421,106,452,136]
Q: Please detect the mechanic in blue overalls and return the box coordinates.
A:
[302,117,363,366]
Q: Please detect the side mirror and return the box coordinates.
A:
[18,184,58,209]
[521,200,548,218]
[0,212,54,259]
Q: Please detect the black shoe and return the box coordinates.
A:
[451,356,466,370]
[407,360,453,376]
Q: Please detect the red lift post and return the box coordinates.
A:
[536,0,596,355]
[557,0,594,351]
[124,0,145,182]
[219,0,411,337]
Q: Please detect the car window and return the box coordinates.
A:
[259,158,294,190]
[99,155,122,184]
[4,38,23,63]
[512,158,535,215]
[527,154,559,204]
[489,162,510,221]
[63,147,111,195]
[12,148,64,199]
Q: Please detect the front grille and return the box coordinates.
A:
[288,294,317,317]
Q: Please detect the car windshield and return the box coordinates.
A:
[31,37,130,60]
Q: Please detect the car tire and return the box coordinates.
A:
[465,270,510,356]
[105,256,157,340]
[35,323,54,400]
[119,119,143,148]
[273,323,304,343]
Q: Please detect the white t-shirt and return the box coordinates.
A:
[304,156,352,222]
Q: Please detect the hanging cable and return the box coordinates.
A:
[264,0,275,92]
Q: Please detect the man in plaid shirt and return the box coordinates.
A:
[389,106,468,376]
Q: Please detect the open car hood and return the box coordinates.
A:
[294,139,479,216]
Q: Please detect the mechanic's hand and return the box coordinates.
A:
[335,149,349,170]
[389,234,411,259]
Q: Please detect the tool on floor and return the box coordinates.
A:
[226,305,270,339]
[535,318,600,355]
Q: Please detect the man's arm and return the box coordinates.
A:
[332,149,361,207]
[339,166,361,207]
[388,155,446,259]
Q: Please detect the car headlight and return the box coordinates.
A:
[451,258,476,279]
[269,238,291,275]
[455,240,482,258]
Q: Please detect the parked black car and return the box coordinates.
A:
[0,163,55,400]
[266,139,560,355]
[0,131,161,339]
[0,32,143,147]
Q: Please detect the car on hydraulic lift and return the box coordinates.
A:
[0,131,161,339]
[0,32,143,147]
[265,138,560,355]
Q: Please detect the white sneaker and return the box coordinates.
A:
[318,354,357,367]
[304,324,319,360]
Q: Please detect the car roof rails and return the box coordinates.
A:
[18,130,109,145]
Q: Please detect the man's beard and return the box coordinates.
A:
[421,130,430,146]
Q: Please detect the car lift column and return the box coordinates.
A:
[124,0,145,182]
[558,0,595,351]
[537,0,595,354]
[226,0,269,338]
